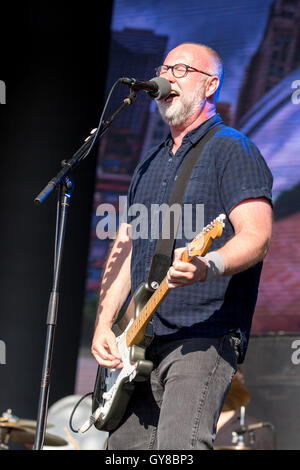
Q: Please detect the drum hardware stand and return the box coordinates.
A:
[33,87,137,450]
[0,436,10,450]
[0,409,16,450]
[231,406,248,448]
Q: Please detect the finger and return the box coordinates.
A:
[168,272,196,288]
[93,353,123,369]
[115,362,124,369]
[100,358,123,369]
[106,335,122,360]
[167,272,191,285]
[94,330,121,360]
[173,247,186,262]
[173,260,196,272]
[93,343,116,361]
[169,267,195,282]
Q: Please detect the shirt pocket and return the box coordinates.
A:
[184,165,215,205]
[189,164,211,180]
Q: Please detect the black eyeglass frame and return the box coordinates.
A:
[155,63,213,78]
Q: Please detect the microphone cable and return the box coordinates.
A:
[78,78,121,163]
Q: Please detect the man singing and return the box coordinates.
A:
[92,42,273,450]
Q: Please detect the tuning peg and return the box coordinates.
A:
[216,214,226,226]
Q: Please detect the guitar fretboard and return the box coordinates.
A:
[125,276,169,347]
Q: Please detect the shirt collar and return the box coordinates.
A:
[165,113,223,149]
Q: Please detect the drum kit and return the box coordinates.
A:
[0,380,273,450]
[214,377,262,450]
[0,409,67,450]
[0,395,108,451]
[214,406,252,450]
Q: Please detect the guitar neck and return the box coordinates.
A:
[125,239,212,348]
[125,214,225,348]
[125,276,169,347]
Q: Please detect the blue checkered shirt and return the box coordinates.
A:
[127,114,273,362]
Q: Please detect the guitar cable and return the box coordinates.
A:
[69,392,93,434]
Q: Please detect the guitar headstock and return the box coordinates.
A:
[182,214,226,262]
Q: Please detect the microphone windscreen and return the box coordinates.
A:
[149,77,171,100]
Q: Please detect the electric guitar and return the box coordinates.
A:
[80,214,225,434]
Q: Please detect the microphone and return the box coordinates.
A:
[119,76,171,100]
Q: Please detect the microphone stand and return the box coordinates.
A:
[33,88,137,450]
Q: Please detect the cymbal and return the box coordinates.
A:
[222,379,250,412]
[0,414,53,430]
[0,422,67,446]
[214,445,252,450]
[1,419,53,429]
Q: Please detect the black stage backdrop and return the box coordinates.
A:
[0,2,112,422]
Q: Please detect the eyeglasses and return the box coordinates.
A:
[155,63,213,79]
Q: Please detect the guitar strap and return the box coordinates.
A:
[147,123,223,289]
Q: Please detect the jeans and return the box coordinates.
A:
[108,333,240,450]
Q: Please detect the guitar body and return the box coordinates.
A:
[92,282,154,432]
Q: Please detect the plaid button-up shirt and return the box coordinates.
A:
[127,114,273,362]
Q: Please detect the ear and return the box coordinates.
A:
[205,76,219,99]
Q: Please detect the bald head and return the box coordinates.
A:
[166,42,224,101]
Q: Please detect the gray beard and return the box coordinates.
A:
[157,85,205,127]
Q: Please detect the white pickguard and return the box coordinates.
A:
[79,319,138,433]
[97,319,137,420]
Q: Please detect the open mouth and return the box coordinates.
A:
[165,90,180,103]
